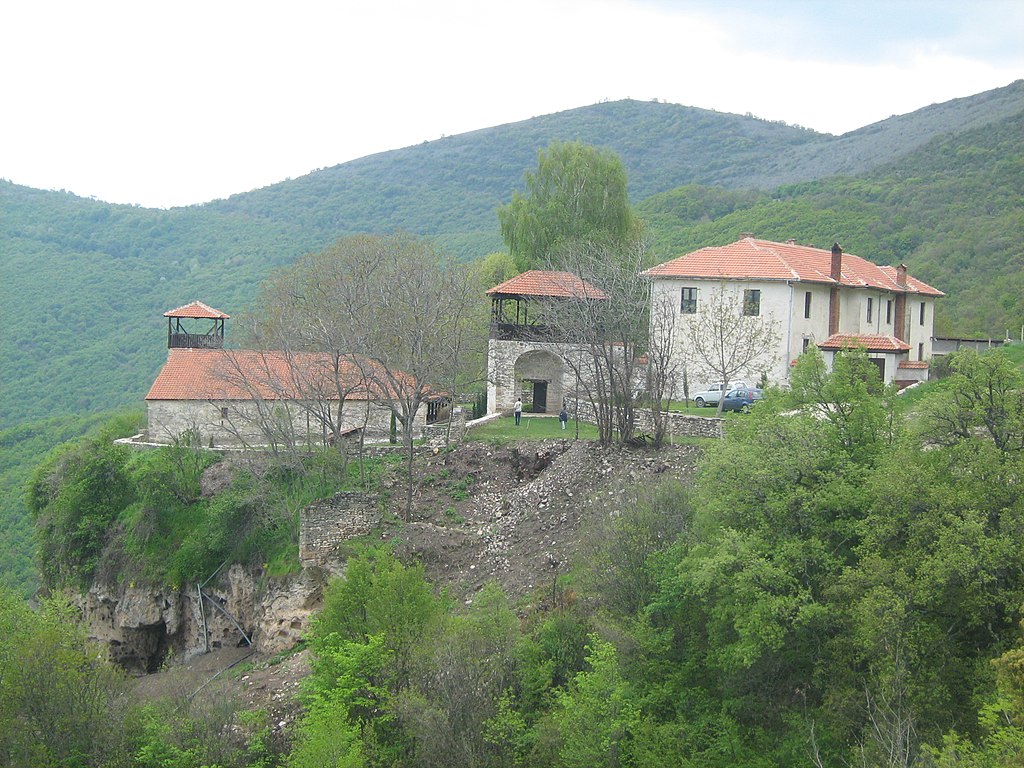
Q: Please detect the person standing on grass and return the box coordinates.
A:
[514,397,523,426]
[559,405,568,430]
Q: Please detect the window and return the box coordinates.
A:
[804,291,812,319]
[743,289,761,316]
[920,301,926,325]
[802,337,810,353]
[866,297,873,323]
[220,406,229,419]
[918,343,924,360]
[680,287,697,314]
[886,300,892,324]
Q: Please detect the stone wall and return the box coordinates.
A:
[488,338,575,415]
[568,398,724,439]
[299,492,381,567]
[146,398,423,448]
[422,407,468,445]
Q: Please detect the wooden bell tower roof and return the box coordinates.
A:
[164,301,229,349]
[163,301,231,320]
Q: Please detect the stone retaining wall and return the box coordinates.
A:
[299,492,381,566]
[422,408,468,445]
[567,398,724,439]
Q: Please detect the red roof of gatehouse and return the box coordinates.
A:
[486,270,607,300]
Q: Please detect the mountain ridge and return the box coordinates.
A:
[1,79,1022,590]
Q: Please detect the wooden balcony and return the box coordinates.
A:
[168,332,225,349]
[490,322,561,342]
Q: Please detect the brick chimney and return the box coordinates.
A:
[894,263,908,341]
[896,263,908,287]
[828,243,842,335]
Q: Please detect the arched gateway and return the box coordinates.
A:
[486,270,606,415]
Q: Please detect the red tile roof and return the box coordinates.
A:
[818,334,911,352]
[898,360,930,369]
[164,301,231,319]
[486,270,607,299]
[643,238,944,297]
[146,348,404,401]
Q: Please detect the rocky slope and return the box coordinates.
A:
[79,436,699,738]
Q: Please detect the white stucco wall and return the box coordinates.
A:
[650,278,792,393]
[650,277,938,391]
[905,297,936,360]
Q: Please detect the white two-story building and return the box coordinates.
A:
[643,236,944,390]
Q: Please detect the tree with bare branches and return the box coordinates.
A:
[680,286,779,415]
[241,233,483,519]
[543,238,677,446]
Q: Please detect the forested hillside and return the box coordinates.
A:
[3,81,1022,429]
[638,106,1024,334]
[9,350,1024,766]
[1,80,1023,592]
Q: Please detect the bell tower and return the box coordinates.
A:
[164,301,229,349]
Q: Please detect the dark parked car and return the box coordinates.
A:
[720,387,763,413]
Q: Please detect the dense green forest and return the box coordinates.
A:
[8,348,1024,766]
[2,80,1023,591]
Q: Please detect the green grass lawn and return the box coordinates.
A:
[466,415,599,445]
[665,401,723,416]
[465,411,727,446]
[999,341,1024,367]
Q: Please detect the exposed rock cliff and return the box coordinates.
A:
[77,564,333,673]
[79,438,699,675]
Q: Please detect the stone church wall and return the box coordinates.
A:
[146,399,422,448]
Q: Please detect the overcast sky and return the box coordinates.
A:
[2,0,1021,209]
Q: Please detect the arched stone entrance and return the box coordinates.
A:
[487,339,571,415]
[514,348,564,413]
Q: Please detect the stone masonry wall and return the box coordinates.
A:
[147,399,423,448]
[422,407,468,445]
[299,492,381,567]
[568,398,724,439]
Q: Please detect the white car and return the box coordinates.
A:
[693,381,747,408]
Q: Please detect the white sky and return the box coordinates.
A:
[2,0,1022,209]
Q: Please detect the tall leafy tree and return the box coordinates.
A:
[498,141,641,272]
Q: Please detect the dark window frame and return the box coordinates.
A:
[920,301,926,325]
[680,287,698,314]
[867,296,874,323]
[804,291,812,319]
[743,289,761,317]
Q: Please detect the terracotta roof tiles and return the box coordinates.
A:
[818,334,911,352]
[146,348,403,401]
[486,270,607,299]
[164,301,231,319]
[643,238,944,297]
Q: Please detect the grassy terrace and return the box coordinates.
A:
[466,415,600,444]
[464,410,726,446]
